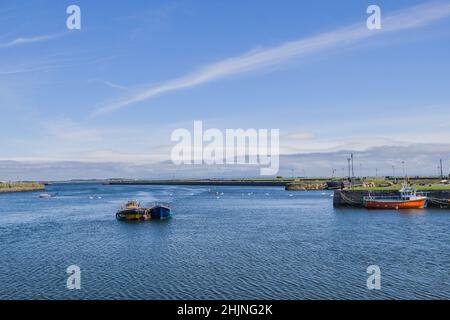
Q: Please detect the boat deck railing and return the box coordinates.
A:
[364,195,428,201]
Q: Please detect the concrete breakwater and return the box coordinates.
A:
[333,190,450,208]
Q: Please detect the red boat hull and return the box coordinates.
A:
[365,198,427,209]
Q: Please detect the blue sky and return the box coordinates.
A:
[1,0,450,179]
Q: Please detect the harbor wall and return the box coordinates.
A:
[333,190,450,208]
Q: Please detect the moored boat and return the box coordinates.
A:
[116,200,147,220]
[116,200,172,221]
[363,186,428,209]
[148,203,172,220]
[39,193,51,198]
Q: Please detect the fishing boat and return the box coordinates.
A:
[116,200,171,221]
[147,203,172,220]
[116,200,147,220]
[363,186,428,209]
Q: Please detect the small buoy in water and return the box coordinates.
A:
[89,196,94,200]
[265,193,270,196]
[289,194,293,197]
[97,196,102,199]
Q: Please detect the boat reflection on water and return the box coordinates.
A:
[116,200,172,221]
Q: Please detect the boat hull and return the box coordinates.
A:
[149,205,171,220]
[364,198,428,209]
[116,205,172,221]
[116,208,149,221]
[326,181,344,190]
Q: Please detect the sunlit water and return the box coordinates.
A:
[0,183,449,300]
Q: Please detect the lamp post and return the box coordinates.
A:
[347,158,351,180]
[401,161,408,183]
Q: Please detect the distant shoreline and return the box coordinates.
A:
[106,179,300,187]
[106,177,450,191]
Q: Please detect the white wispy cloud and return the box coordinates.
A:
[0,33,63,48]
[89,79,129,90]
[0,61,64,75]
[92,2,450,117]
[0,55,115,76]
[101,80,128,90]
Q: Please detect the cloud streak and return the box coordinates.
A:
[0,33,63,48]
[92,2,450,117]
[0,55,115,76]
[89,79,129,90]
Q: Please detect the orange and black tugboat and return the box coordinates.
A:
[363,185,428,210]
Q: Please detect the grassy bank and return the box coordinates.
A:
[0,182,45,193]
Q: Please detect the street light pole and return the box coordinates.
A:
[351,153,354,180]
[401,161,407,183]
[347,158,351,180]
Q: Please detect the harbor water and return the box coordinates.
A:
[0,183,449,299]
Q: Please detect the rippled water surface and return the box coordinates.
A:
[0,183,449,299]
